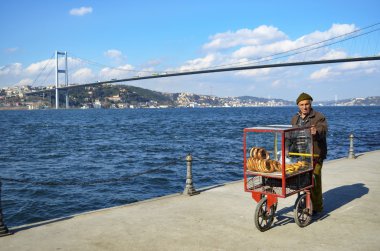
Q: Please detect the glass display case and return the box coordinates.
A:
[243,125,315,197]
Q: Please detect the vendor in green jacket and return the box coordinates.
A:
[291,92,328,216]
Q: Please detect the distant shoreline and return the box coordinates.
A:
[1,105,379,111]
[0,107,29,110]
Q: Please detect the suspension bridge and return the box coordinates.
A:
[26,22,380,109]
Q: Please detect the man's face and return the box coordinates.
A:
[298,100,312,116]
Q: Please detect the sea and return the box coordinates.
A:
[1,106,379,227]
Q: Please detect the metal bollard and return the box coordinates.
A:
[348,134,356,159]
[0,180,11,237]
[183,153,198,196]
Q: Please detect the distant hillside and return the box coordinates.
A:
[124,85,173,103]
[317,96,380,106]
[2,83,379,109]
[69,85,380,107]
[68,84,174,107]
[237,96,293,105]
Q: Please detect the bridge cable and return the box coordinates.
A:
[65,22,380,79]
[190,22,380,72]
[69,53,167,75]
[31,53,55,87]
[234,27,380,69]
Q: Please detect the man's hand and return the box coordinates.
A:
[311,125,317,135]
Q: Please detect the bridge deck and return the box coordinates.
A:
[26,55,380,96]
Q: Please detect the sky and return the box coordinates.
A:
[1,0,380,102]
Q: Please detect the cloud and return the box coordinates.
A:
[145,59,162,67]
[271,80,281,87]
[24,57,83,75]
[0,63,23,76]
[104,49,123,59]
[135,67,155,77]
[176,54,217,72]
[235,68,272,77]
[104,49,128,65]
[16,78,33,86]
[319,49,348,60]
[4,47,19,53]
[227,23,357,62]
[232,39,296,59]
[310,60,380,80]
[203,25,287,50]
[0,57,90,87]
[25,59,55,74]
[72,68,94,82]
[338,61,375,71]
[67,57,86,69]
[310,67,335,80]
[99,64,135,79]
[69,6,93,16]
[299,23,356,44]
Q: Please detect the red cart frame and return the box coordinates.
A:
[243,125,316,231]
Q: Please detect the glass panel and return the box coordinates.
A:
[285,128,313,166]
[246,132,276,160]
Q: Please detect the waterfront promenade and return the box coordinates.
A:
[1,150,380,250]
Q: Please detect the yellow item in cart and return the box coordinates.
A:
[284,161,309,174]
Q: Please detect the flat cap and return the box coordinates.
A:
[296,92,313,104]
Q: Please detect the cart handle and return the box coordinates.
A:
[288,152,319,157]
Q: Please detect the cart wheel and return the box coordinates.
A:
[254,197,276,232]
[294,193,313,227]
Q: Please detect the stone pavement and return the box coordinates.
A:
[1,150,380,251]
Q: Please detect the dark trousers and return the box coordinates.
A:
[312,161,323,212]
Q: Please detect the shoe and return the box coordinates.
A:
[312,210,323,220]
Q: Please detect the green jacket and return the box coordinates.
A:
[291,108,328,160]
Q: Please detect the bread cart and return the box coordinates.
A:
[243,125,316,231]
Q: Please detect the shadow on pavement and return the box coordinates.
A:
[323,183,368,215]
[272,183,369,228]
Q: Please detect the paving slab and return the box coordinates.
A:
[1,150,380,251]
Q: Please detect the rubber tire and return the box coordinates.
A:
[294,193,313,227]
[254,197,276,232]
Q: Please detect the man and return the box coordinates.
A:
[291,92,328,216]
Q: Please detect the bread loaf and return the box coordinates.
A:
[249,147,270,160]
[247,147,282,173]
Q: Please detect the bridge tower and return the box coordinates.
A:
[55,51,69,109]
